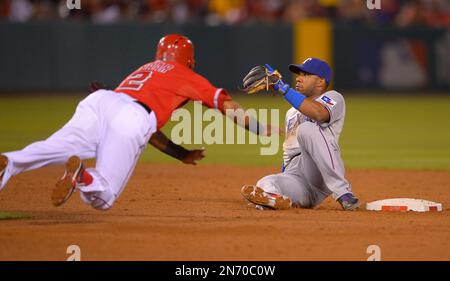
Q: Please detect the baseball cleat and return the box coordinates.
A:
[337,193,360,211]
[241,185,292,210]
[246,203,272,211]
[51,156,87,207]
[0,154,8,182]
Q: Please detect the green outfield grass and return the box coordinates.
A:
[0,94,449,169]
[0,211,31,220]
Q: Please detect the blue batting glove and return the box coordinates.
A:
[265,64,290,94]
[265,64,275,73]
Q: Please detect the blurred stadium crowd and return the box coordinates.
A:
[0,0,449,27]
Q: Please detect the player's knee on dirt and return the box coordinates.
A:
[256,176,282,195]
[258,171,322,209]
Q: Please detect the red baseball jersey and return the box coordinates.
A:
[115,60,232,129]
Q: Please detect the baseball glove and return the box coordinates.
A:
[241,65,283,94]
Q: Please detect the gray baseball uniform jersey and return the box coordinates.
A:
[257,90,353,208]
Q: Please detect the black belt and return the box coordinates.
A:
[134,100,152,114]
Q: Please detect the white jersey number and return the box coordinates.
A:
[117,71,153,91]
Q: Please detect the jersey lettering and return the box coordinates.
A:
[141,61,175,73]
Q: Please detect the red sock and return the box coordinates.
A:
[80,170,93,186]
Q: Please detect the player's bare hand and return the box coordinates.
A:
[182,148,206,165]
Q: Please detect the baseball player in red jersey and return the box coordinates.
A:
[0,34,273,210]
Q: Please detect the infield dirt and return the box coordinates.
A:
[0,163,449,260]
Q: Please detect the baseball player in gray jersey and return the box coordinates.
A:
[240,58,360,211]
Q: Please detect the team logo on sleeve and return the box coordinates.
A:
[320,95,337,107]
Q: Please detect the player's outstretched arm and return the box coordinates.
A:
[149,131,205,165]
[222,100,282,137]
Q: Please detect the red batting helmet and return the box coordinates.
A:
[155,34,195,69]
